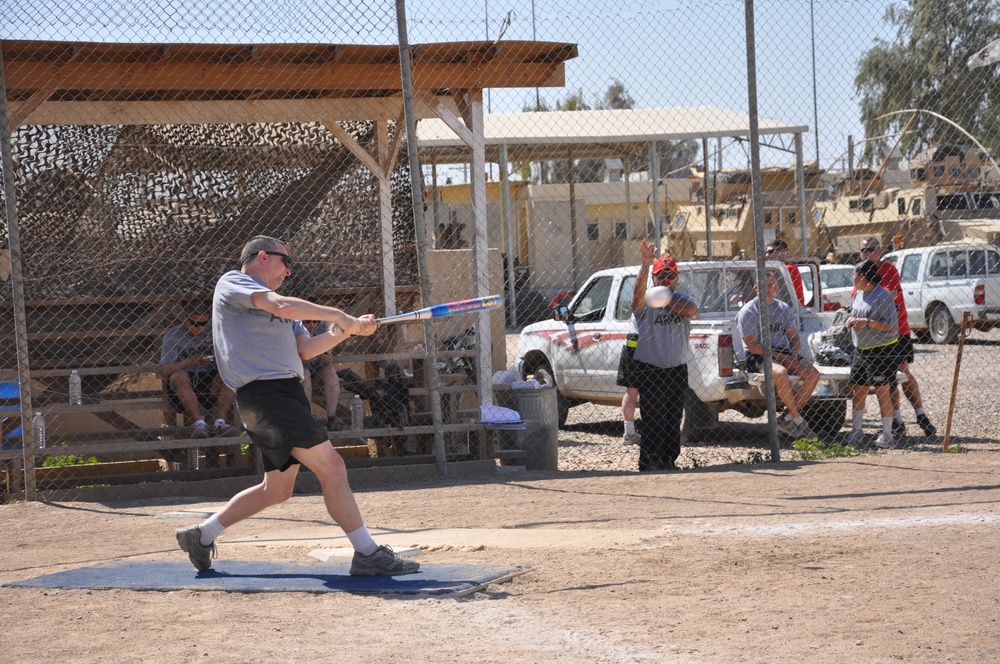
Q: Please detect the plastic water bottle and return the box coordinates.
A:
[351,394,364,431]
[32,410,46,450]
[69,369,82,405]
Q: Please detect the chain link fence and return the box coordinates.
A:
[3,0,1000,499]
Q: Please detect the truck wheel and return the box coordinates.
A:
[682,388,718,442]
[801,400,847,439]
[532,361,570,427]
[928,306,959,344]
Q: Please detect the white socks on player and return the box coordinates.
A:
[199,514,226,545]
[624,420,636,436]
[346,525,379,556]
[851,409,864,433]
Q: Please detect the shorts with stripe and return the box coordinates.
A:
[616,336,640,388]
[849,342,899,387]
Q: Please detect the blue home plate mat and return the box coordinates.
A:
[6,561,529,597]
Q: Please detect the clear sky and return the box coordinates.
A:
[4,0,910,174]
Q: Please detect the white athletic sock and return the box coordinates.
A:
[915,407,925,416]
[346,525,379,556]
[624,420,636,436]
[893,409,902,423]
[199,514,225,545]
[852,409,864,432]
[882,416,894,438]
[792,415,805,425]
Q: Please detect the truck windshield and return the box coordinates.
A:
[680,266,794,314]
[570,275,612,322]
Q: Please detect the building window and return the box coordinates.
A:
[614,222,627,240]
[911,198,922,215]
[897,198,907,215]
[587,223,600,241]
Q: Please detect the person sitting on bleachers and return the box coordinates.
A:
[161,304,239,439]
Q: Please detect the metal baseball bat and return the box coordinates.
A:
[376,294,503,325]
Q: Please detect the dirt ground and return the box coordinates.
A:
[3,451,999,663]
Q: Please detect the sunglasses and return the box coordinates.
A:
[653,271,678,279]
[186,318,209,327]
[264,251,292,268]
[860,247,878,254]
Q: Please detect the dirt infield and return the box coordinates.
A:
[3,451,999,663]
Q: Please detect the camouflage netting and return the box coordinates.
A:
[1,120,418,301]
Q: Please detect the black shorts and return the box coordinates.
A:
[744,350,797,374]
[616,340,640,389]
[895,334,915,365]
[235,377,329,473]
[849,343,899,387]
[166,370,218,413]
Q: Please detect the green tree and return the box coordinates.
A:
[855,0,1000,161]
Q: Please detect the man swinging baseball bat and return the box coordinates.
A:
[175,235,419,577]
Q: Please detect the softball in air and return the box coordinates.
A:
[644,285,673,308]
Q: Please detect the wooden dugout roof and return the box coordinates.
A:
[1,39,578,126]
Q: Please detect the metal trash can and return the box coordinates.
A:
[509,384,559,470]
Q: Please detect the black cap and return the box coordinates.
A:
[855,259,882,284]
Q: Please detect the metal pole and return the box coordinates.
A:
[0,46,38,496]
[703,137,713,259]
[847,134,855,180]
[625,155,632,240]
[396,0,447,476]
[568,147,579,287]
[795,132,808,257]
[431,159,439,243]
[499,144,518,327]
[650,141,661,242]
[744,0,780,461]
[532,0,540,110]
[810,0,820,165]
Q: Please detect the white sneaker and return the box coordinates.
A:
[776,414,794,436]
[874,432,895,449]
[790,420,815,440]
[845,429,863,447]
[622,431,641,446]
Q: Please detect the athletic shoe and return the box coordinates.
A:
[845,429,863,448]
[916,413,937,437]
[349,545,420,576]
[892,418,906,439]
[874,432,895,449]
[176,525,216,572]
[211,421,240,437]
[327,416,345,432]
[789,419,815,440]
[191,422,210,439]
[776,414,795,436]
[622,431,641,446]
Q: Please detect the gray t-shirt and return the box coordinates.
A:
[736,297,796,353]
[632,293,694,369]
[160,324,214,373]
[212,270,308,389]
[849,285,898,350]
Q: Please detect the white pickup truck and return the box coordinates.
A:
[515,260,852,438]
[883,243,1000,344]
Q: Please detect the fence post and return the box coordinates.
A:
[0,46,38,497]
